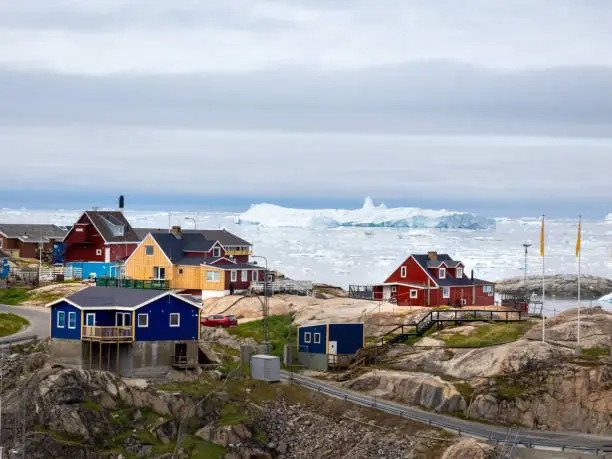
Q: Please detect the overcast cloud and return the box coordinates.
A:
[1,1,611,213]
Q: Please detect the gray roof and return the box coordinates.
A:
[209,263,261,270]
[412,254,493,287]
[135,228,251,247]
[0,224,68,243]
[65,286,165,308]
[84,211,140,244]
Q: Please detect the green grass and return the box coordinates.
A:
[227,313,297,357]
[218,403,250,426]
[81,401,102,412]
[0,288,30,305]
[27,291,65,304]
[494,377,528,400]
[438,322,531,347]
[581,347,610,358]
[0,312,29,337]
[182,435,226,459]
[453,382,475,404]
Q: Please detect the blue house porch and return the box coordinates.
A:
[47,286,204,377]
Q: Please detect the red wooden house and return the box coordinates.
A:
[373,251,495,307]
[62,211,141,275]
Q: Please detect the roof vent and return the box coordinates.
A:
[427,251,438,261]
[119,195,125,212]
[171,225,182,239]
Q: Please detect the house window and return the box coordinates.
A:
[178,268,183,275]
[96,249,102,256]
[439,268,446,279]
[206,271,220,282]
[213,246,220,257]
[456,268,463,278]
[314,333,321,344]
[85,313,95,326]
[138,314,149,328]
[231,270,237,282]
[145,245,154,256]
[57,311,65,328]
[68,311,77,329]
[76,227,83,232]
[153,266,166,280]
[169,313,180,327]
[442,287,450,298]
[252,270,258,281]
[241,270,248,282]
[391,286,397,293]
[266,274,273,282]
[410,289,418,299]
[483,285,494,296]
[400,266,407,278]
[304,332,312,343]
[0,238,3,248]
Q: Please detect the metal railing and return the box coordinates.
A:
[95,278,170,290]
[250,279,312,295]
[282,372,607,455]
[81,326,133,342]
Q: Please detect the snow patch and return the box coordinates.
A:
[236,197,496,230]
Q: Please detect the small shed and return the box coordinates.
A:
[297,323,364,371]
[251,355,280,382]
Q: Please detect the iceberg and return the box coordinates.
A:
[236,197,496,230]
[598,292,612,307]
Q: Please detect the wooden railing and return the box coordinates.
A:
[81,326,133,342]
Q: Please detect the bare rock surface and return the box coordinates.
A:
[343,369,466,413]
[496,274,612,299]
[441,438,497,459]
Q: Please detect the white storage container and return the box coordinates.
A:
[251,354,280,382]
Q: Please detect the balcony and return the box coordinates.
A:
[82,326,133,342]
[225,249,252,257]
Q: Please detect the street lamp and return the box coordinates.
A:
[522,243,531,300]
[184,217,197,229]
[251,255,270,353]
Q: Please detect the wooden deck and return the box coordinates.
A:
[81,326,133,342]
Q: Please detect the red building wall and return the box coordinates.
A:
[473,285,495,306]
[109,243,137,262]
[385,257,432,285]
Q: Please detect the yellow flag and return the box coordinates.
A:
[540,215,545,257]
[575,216,581,257]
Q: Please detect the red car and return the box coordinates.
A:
[202,314,238,328]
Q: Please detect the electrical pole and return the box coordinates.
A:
[251,255,270,353]
[523,243,531,303]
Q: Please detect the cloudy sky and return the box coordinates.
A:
[1,0,611,217]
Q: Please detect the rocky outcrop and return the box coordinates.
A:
[496,275,612,299]
[343,369,466,413]
[469,362,612,433]
[525,306,612,348]
[391,339,569,380]
[441,438,497,459]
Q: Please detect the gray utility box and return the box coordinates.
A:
[251,355,280,382]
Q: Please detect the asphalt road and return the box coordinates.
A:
[281,371,612,454]
[0,304,49,342]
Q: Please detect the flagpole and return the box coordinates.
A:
[541,214,546,343]
[577,215,582,353]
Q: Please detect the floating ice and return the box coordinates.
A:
[236,197,496,230]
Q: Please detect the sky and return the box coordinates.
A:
[1,1,611,218]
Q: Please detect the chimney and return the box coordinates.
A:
[171,225,182,239]
[471,269,474,281]
[427,251,438,261]
[119,195,125,213]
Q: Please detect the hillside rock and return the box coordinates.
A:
[496,275,612,299]
[391,339,569,379]
[441,438,496,459]
[525,306,612,348]
[469,362,612,433]
[343,369,466,413]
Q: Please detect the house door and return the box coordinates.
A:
[85,313,96,326]
[328,341,338,365]
[104,247,111,263]
[115,312,131,326]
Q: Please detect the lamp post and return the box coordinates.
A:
[251,255,270,353]
[184,217,197,229]
[522,243,531,299]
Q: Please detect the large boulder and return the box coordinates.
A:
[442,438,496,459]
[343,369,466,413]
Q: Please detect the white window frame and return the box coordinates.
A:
[231,270,237,282]
[252,270,258,281]
[241,270,248,282]
[145,245,154,256]
[456,267,463,278]
[213,246,221,258]
[57,311,65,328]
[75,227,83,232]
[400,266,407,278]
[153,266,166,280]
[304,332,312,343]
[68,311,77,329]
[439,268,446,279]
[169,313,180,327]
[138,313,149,328]
[442,287,450,298]
[410,289,418,299]
[314,332,321,344]
[0,238,3,248]
[85,313,95,326]
[206,270,220,282]
[391,286,397,293]
[267,274,274,282]
[96,249,102,256]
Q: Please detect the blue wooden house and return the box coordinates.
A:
[297,323,364,371]
[47,286,203,377]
